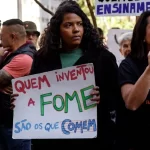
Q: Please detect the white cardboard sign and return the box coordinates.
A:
[12,63,97,139]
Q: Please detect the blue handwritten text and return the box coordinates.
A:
[14,119,31,133]
[61,119,97,135]
[45,122,59,132]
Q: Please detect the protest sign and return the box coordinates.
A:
[12,63,97,139]
[95,0,150,16]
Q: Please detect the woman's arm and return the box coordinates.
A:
[121,65,150,110]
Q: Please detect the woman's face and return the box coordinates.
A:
[145,16,150,45]
[60,13,84,50]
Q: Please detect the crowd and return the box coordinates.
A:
[0,1,150,150]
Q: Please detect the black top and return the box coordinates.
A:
[0,42,36,127]
[119,55,150,149]
[31,48,120,149]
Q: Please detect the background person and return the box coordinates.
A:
[23,21,40,48]
[119,11,150,149]
[118,31,132,58]
[0,19,36,150]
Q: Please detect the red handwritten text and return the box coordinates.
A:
[28,98,35,106]
[14,75,50,94]
[55,64,94,82]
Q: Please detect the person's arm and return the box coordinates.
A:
[99,50,120,112]
[0,47,10,65]
[121,66,150,110]
[0,48,13,89]
[0,69,13,89]
[96,50,119,145]
[0,54,33,93]
[119,51,150,111]
[3,54,33,78]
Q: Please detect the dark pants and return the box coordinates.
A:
[0,126,31,150]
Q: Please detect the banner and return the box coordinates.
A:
[12,63,97,139]
[95,0,150,16]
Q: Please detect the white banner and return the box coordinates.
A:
[95,0,150,16]
[12,63,97,139]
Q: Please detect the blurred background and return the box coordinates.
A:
[0,0,136,36]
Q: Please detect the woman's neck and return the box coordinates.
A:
[62,45,80,52]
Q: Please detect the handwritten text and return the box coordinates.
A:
[55,64,94,82]
[14,75,50,94]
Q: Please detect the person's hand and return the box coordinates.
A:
[90,86,100,104]
[1,85,13,95]
[0,47,10,56]
[10,93,19,110]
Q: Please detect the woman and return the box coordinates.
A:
[119,11,150,149]
[12,1,119,149]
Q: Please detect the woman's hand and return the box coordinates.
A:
[90,86,100,104]
[10,93,19,110]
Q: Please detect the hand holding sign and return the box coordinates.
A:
[90,86,100,104]
[10,93,19,110]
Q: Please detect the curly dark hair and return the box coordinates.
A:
[130,11,150,60]
[39,0,106,57]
